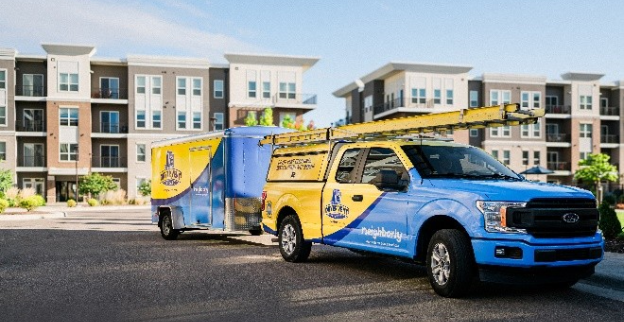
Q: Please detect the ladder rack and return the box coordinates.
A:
[259,103,544,146]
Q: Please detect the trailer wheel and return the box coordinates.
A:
[160,213,179,240]
[426,229,474,298]
[278,215,311,262]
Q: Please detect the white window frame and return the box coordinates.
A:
[248,81,257,98]
[0,69,6,89]
[580,95,593,110]
[59,108,78,127]
[59,143,78,162]
[521,121,541,139]
[580,123,592,138]
[213,80,224,99]
[177,77,187,96]
[491,150,499,161]
[59,73,79,92]
[192,111,202,130]
[177,111,187,130]
[502,150,510,165]
[446,89,453,105]
[433,89,441,104]
[136,144,146,163]
[0,106,5,126]
[469,129,478,137]
[152,110,161,129]
[533,151,541,166]
[136,110,146,129]
[364,95,373,113]
[192,78,202,96]
[0,141,5,160]
[136,76,146,94]
[279,82,296,99]
[151,76,162,95]
[522,150,529,166]
[469,90,478,107]
[23,178,45,196]
[214,112,224,131]
[262,81,271,99]
[411,88,426,104]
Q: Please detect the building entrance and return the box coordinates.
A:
[56,181,77,202]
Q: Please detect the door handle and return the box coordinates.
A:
[352,195,363,202]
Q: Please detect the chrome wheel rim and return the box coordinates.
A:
[431,243,451,286]
[162,217,171,235]
[281,224,296,255]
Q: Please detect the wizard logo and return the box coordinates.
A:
[160,151,182,186]
[324,189,350,220]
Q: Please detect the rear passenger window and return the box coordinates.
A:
[361,148,408,191]
[335,149,361,183]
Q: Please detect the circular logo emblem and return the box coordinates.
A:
[562,213,580,224]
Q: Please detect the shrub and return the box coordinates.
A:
[19,196,39,211]
[87,198,99,207]
[101,189,126,205]
[5,187,19,207]
[0,199,8,213]
[32,195,46,207]
[603,194,617,206]
[67,199,77,208]
[19,188,36,200]
[599,202,622,239]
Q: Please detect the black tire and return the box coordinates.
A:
[278,215,312,262]
[249,229,262,236]
[160,213,179,240]
[547,279,579,290]
[426,229,475,298]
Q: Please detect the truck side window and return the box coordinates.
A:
[335,148,362,183]
[361,148,408,191]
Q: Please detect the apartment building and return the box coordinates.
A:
[334,62,624,187]
[0,44,318,202]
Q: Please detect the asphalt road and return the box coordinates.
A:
[1,209,623,322]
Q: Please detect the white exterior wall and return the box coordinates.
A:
[402,71,469,111]
[46,54,91,101]
[228,63,304,106]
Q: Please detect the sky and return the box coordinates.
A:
[1,0,624,127]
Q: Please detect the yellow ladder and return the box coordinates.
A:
[259,103,544,146]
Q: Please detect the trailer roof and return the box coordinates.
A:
[151,126,293,148]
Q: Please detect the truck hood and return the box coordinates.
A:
[427,179,594,201]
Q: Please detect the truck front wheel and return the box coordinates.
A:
[160,213,180,240]
[426,229,474,298]
[278,215,311,262]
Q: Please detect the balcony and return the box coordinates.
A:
[94,122,128,134]
[374,98,405,115]
[15,85,46,97]
[16,120,46,132]
[18,155,46,167]
[600,106,620,116]
[92,156,127,168]
[545,105,571,114]
[272,93,317,109]
[91,88,128,100]
[547,161,570,171]
[546,133,568,142]
[601,134,619,144]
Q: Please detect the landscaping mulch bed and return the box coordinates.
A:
[604,239,624,253]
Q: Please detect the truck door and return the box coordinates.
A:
[322,147,411,257]
[189,146,212,227]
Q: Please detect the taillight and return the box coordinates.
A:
[261,191,267,211]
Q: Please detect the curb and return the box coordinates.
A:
[0,211,66,221]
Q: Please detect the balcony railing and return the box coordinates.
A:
[545,105,571,114]
[92,156,127,168]
[273,93,317,105]
[547,161,570,171]
[16,120,46,132]
[95,122,128,134]
[374,98,405,115]
[600,106,620,116]
[18,155,46,167]
[15,85,46,97]
[92,88,128,100]
[601,134,619,144]
[546,133,568,142]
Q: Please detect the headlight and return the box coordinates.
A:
[476,201,527,234]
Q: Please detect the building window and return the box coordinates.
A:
[192,78,201,96]
[279,82,296,99]
[177,111,186,129]
[192,112,201,130]
[580,123,592,138]
[446,89,453,105]
[490,90,511,106]
[214,113,224,130]
[152,111,161,129]
[411,88,426,104]
[262,81,271,99]
[136,76,146,94]
[469,90,478,107]
[491,150,499,160]
[0,106,5,126]
[100,77,119,99]
[522,151,529,165]
[469,129,478,137]
[521,122,541,138]
[364,95,373,114]
[101,111,120,133]
[177,78,187,95]
[101,145,120,167]
[59,73,78,92]
[521,91,541,110]
[136,144,146,162]
[580,95,593,110]
[433,89,441,104]
[152,76,161,95]
[136,177,148,197]
[59,108,78,126]
[580,152,590,160]
[502,150,510,165]
[0,141,5,160]
[533,151,540,166]
[490,125,510,138]
[136,110,146,128]
[23,74,44,96]
[0,69,5,89]
[23,178,45,196]
[60,143,78,161]
[248,81,257,98]
[214,80,223,98]
[112,178,121,189]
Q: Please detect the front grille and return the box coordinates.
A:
[535,247,602,262]
[507,198,598,238]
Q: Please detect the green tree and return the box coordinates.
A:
[244,111,258,126]
[79,173,118,198]
[259,108,274,126]
[0,167,13,198]
[574,153,618,193]
[281,114,295,129]
[138,180,151,197]
[598,201,622,239]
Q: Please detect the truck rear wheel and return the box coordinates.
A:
[279,215,311,262]
[160,213,179,240]
[426,229,474,298]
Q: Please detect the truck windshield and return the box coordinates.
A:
[401,144,522,180]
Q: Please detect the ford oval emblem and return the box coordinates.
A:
[562,213,580,224]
